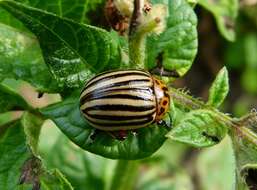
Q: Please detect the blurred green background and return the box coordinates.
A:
[1,1,257,190]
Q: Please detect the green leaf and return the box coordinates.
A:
[0,120,32,190]
[241,68,257,94]
[230,122,257,189]
[22,112,44,156]
[0,7,28,30]
[198,0,238,41]
[146,0,198,78]
[0,0,121,88]
[166,109,228,147]
[0,83,31,113]
[137,151,194,190]
[40,169,73,190]
[39,128,114,190]
[207,67,229,108]
[196,136,236,190]
[19,0,106,24]
[40,97,170,160]
[0,115,73,189]
[0,0,106,27]
[0,23,60,93]
[138,171,193,190]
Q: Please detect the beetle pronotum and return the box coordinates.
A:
[80,70,170,131]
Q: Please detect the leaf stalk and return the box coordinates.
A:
[110,160,139,190]
[169,87,257,146]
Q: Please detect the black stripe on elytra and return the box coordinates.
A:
[86,116,154,127]
[84,71,150,90]
[82,93,153,103]
[86,111,155,121]
[83,104,155,112]
[82,79,151,96]
[80,87,154,105]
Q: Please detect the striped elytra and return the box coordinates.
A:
[79,70,170,131]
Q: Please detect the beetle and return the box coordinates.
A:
[79,69,170,132]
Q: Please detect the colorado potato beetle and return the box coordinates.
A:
[80,70,170,131]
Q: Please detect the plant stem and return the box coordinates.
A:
[169,87,236,126]
[129,18,159,68]
[110,160,139,190]
[129,0,144,36]
[128,0,161,68]
[128,36,145,69]
[128,0,144,68]
[169,87,257,146]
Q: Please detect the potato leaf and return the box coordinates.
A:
[0,83,31,113]
[40,96,171,160]
[0,0,121,89]
[231,121,257,189]
[207,67,229,108]
[146,0,198,78]
[0,116,73,189]
[0,23,60,93]
[166,109,228,147]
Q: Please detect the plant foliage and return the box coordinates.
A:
[0,0,256,189]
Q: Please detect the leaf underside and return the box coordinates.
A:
[40,97,171,160]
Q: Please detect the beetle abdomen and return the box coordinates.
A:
[80,70,157,131]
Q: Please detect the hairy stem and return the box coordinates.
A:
[169,87,257,146]
[110,160,139,190]
[169,87,235,126]
[128,0,161,68]
[128,18,160,68]
[128,0,144,68]
[129,0,144,35]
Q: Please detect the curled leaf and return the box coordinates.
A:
[0,83,31,113]
[40,97,171,160]
[166,109,228,147]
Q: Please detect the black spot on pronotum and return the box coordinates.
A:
[155,79,160,85]
[164,92,169,98]
[162,100,168,106]
[202,132,220,143]
[159,107,165,115]
[162,87,168,91]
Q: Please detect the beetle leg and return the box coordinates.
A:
[158,120,171,130]
[158,113,172,130]
[112,130,128,141]
[90,129,127,141]
[89,129,100,141]
[131,129,138,136]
